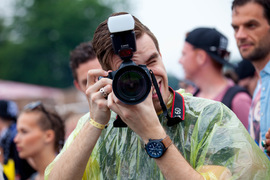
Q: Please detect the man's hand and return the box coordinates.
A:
[107,86,166,142]
[86,69,112,126]
[264,128,270,157]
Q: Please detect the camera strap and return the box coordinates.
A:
[149,70,184,126]
[167,87,185,125]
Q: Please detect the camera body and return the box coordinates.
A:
[106,14,152,105]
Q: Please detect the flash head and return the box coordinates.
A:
[108,14,136,60]
[108,14,135,33]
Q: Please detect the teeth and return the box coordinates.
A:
[152,88,156,95]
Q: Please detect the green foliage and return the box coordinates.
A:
[0,0,130,88]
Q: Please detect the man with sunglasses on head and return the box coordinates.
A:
[45,13,269,179]
[179,27,252,130]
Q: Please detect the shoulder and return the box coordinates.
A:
[231,89,252,110]
[232,92,252,103]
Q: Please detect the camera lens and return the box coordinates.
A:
[119,71,142,96]
[113,65,151,105]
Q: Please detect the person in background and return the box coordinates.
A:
[0,100,35,179]
[179,27,251,130]
[231,0,270,157]
[14,101,65,180]
[65,42,102,139]
[235,59,259,96]
[70,41,102,94]
[45,12,269,179]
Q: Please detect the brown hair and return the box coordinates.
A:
[232,0,270,25]
[69,41,97,81]
[92,12,160,70]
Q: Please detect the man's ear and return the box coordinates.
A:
[44,129,55,144]
[196,50,207,66]
[74,80,82,91]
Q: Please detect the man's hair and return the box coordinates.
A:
[232,0,270,25]
[92,12,160,71]
[69,42,97,81]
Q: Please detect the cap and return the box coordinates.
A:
[235,59,255,80]
[0,100,18,121]
[185,27,234,68]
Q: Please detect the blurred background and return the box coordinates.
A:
[0,0,239,114]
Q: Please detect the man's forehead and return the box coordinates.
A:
[232,2,264,17]
[110,34,158,68]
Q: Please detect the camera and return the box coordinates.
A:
[106,14,152,105]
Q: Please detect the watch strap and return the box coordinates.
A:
[162,135,173,149]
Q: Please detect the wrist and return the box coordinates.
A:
[141,128,167,144]
[145,135,173,158]
[89,118,108,130]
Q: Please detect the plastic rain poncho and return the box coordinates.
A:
[45,89,270,180]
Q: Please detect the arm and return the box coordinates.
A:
[48,69,112,179]
[48,121,103,179]
[107,89,203,180]
[155,144,203,180]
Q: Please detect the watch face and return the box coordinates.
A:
[145,140,165,158]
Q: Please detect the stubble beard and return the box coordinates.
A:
[241,45,270,63]
[240,31,270,62]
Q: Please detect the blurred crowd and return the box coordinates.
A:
[1,0,270,179]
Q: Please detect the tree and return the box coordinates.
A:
[0,0,129,88]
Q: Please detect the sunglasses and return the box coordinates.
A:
[23,101,53,125]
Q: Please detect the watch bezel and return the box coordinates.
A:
[145,139,166,158]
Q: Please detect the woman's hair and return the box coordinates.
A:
[92,12,160,71]
[22,102,65,153]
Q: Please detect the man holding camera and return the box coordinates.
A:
[45,13,269,179]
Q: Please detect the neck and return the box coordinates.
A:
[28,148,56,178]
[252,57,270,75]
[194,70,228,99]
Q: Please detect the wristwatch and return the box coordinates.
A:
[145,135,172,158]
